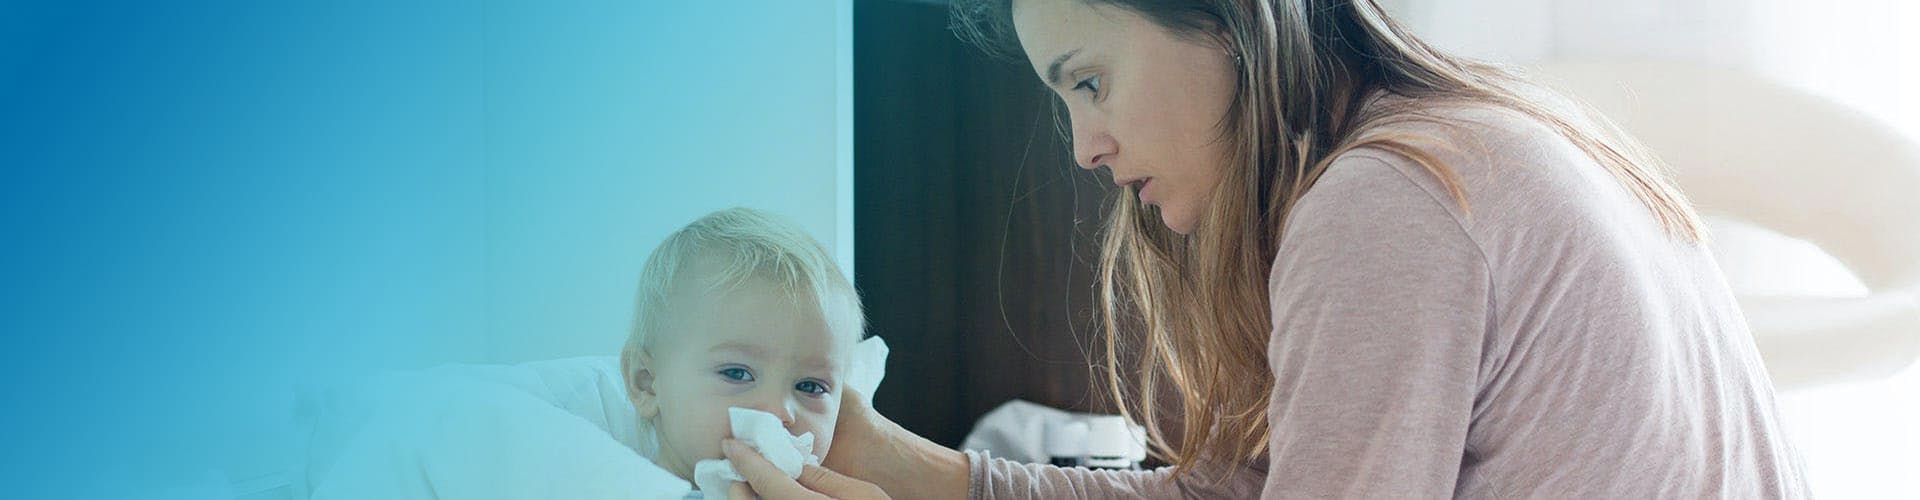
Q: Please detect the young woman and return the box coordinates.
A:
[724,0,1808,497]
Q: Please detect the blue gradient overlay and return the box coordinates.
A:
[0,1,849,497]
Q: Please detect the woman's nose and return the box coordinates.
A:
[1071,116,1117,171]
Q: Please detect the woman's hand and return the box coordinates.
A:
[811,388,971,500]
[721,438,889,500]
[818,388,889,479]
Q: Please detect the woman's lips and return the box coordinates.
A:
[1114,175,1154,204]
[1133,178,1154,205]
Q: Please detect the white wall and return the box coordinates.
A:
[1383,0,1920,135]
[164,1,855,494]
[1381,0,1755,66]
[479,1,856,364]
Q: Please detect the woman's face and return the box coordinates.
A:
[1012,0,1240,234]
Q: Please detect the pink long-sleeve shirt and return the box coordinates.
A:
[965,96,1809,499]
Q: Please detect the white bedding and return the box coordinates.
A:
[305,359,691,499]
[299,338,887,499]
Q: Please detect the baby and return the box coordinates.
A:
[620,207,865,493]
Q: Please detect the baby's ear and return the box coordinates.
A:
[621,347,660,419]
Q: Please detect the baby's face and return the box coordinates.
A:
[639,280,850,480]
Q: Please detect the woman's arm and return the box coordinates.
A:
[965,449,1265,499]
[826,392,1267,499]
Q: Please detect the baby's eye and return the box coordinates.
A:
[794,380,829,395]
[717,366,754,383]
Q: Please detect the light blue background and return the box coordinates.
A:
[0,1,852,497]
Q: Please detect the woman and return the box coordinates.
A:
[725,0,1809,497]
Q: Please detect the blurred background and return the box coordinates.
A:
[1,0,1913,498]
[0,1,851,497]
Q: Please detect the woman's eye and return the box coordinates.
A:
[794,380,829,395]
[1072,75,1101,95]
[718,367,754,382]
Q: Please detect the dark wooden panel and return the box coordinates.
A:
[856,0,1118,448]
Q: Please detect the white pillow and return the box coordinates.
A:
[304,367,689,499]
[300,337,888,497]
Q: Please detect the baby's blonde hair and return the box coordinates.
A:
[625,207,864,354]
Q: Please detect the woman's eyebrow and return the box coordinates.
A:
[1045,49,1082,86]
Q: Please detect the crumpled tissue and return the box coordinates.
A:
[692,407,821,499]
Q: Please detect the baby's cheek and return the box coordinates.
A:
[664,396,735,461]
[800,407,839,458]
[811,426,834,459]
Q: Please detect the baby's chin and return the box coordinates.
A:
[812,438,833,462]
[646,449,698,483]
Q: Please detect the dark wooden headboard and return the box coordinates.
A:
[855,0,1123,448]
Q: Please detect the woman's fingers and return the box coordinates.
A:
[727,481,755,500]
[720,438,891,500]
[721,439,826,500]
[797,464,891,500]
[822,388,877,474]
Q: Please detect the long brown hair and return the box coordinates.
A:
[952,0,1703,472]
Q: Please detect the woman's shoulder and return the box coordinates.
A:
[1298,92,1693,289]
[1323,94,1647,239]
[1347,93,1598,185]
[1281,144,1484,266]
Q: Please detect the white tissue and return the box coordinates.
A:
[692,408,823,499]
[845,336,889,405]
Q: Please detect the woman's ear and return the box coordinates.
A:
[622,347,661,419]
